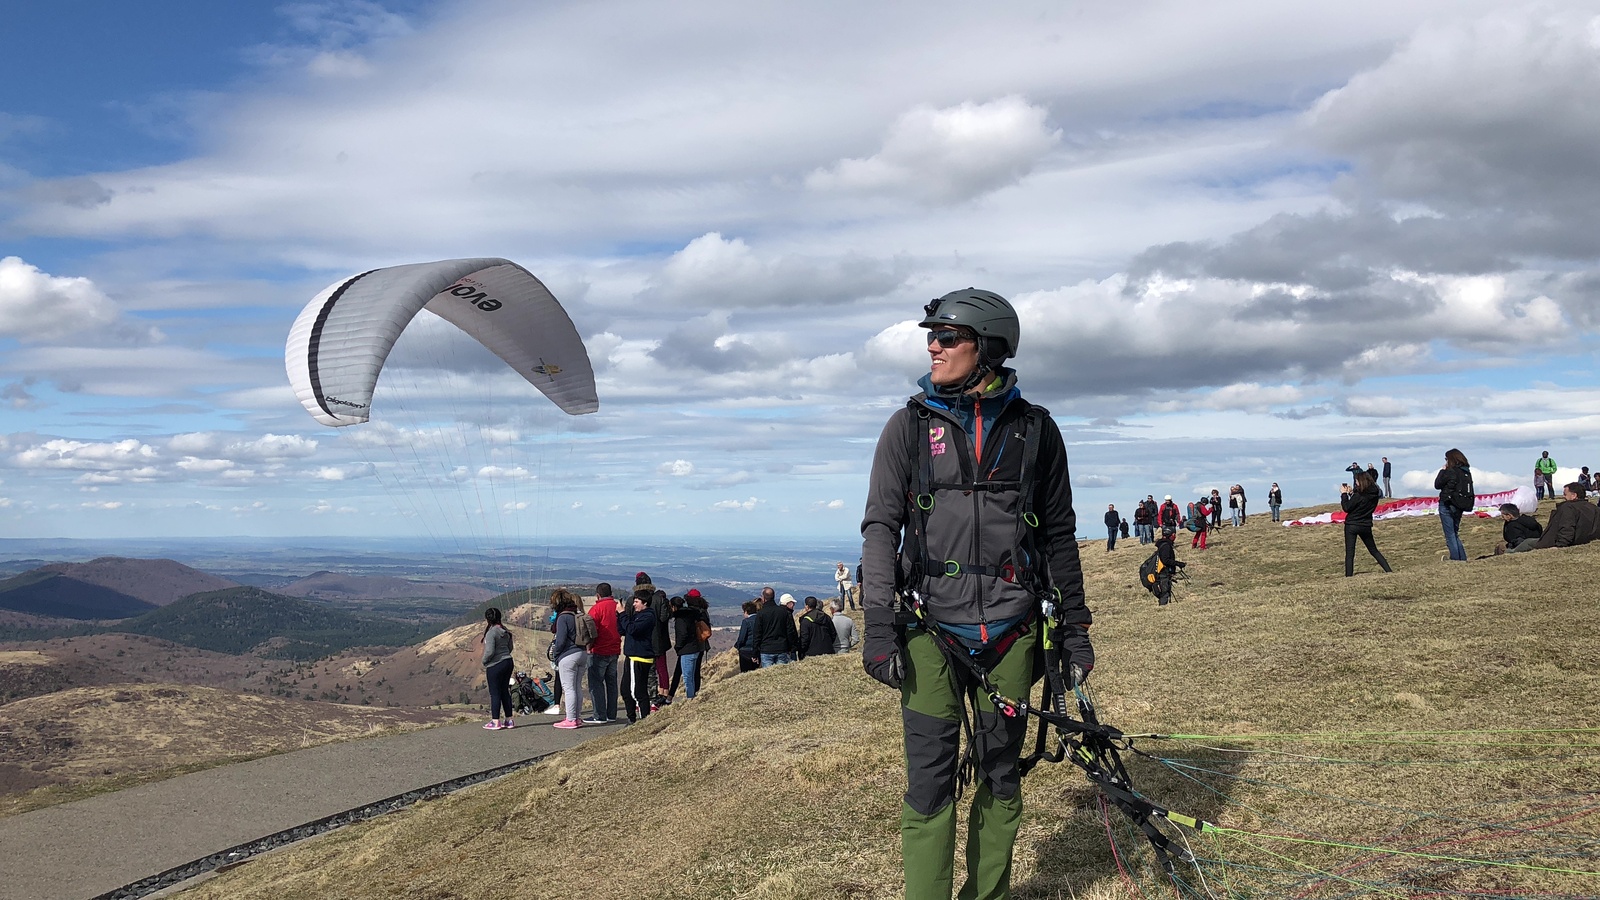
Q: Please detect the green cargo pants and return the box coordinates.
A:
[900,624,1039,900]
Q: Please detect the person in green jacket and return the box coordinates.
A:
[1536,451,1558,501]
[860,288,1093,900]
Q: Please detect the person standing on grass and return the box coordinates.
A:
[835,562,855,610]
[480,606,516,731]
[798,596,837,660]
[1133,500,1153,544]
[1268,483,1283,522]
[548,590,589,729]
[1340,470,1393,576]
[860,288,1093,900]
[1209,488,1223,531]
[1434,448,1474,562]
[1159,495,1181,531]
[583,583,622,725]
[1381,457,1393,498]
[668,592,710,700]
[1229,484,1247,526]
[829,601,858,653]
[1536,451,1558,501]
[753,586,799,667]
[1103,503,1120,551]
[618,592,658,722]
[733,600,760,672]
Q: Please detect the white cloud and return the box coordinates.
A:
[712,496,763,512]
[0,257,159,344]
[659,459,695,477]
[477,465,534,480]
[808,96,1060,203]
[1204,383,1304,413]
[80,501,124,510]
[826,499,845,509]
[14,439,159,471]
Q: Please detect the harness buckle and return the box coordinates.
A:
[943,560,961,577]
[917,493,935,511]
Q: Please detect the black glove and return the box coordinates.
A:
[1055,622,1094,688]
[862,607,905,690]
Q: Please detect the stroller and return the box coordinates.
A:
[509,671,556,715]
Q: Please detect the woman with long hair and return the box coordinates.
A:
[547,588,589,729]
[1434,448,1474,561]
[480,607,515,730]
[1340,470,1393,576]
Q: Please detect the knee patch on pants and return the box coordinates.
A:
[902,705,961,816]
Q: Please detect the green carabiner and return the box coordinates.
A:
[917,493,935,511]
[1023,512,1039,528]
[943,560,961,577]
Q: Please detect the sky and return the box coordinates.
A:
[1,0,1598,546]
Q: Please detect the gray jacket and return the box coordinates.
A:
[860,375,1091,652]
[481,624,513,668]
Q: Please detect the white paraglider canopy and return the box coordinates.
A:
[286,258,598,427]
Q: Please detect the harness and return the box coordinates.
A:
[900,396,1055,627]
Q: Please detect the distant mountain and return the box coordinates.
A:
[33,557,237,606]
[115,587,431,659]
[0,570,157,620]
[277,571,496,603]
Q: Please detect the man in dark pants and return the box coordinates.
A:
[1381,457,1393,498]
[1103,503,1119,551]
[861,288,1093,900]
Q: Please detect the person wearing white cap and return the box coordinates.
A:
[1158,495,1181,531]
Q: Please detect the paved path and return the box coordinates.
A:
[0,716,618,900]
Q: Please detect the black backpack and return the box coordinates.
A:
[1138,552,1161,594]
[1448,470,1475,511]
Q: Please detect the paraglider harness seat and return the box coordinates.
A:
[510,671,555,714]
[895,397,1197,876]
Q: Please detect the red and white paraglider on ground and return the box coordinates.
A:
[1283,486,1539,527]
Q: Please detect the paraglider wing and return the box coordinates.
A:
[286,258,599,426]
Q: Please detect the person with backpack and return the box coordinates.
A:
[1340,470,1393,577]
[617,591,658,722]
[860,288,1093,900]
[583,582,621,725]
[1187,498,1209,550]
[480,606,516,731]
[1158,495,1180,531]
[797,596,837,659]
[1434,448,1475,562]
[548,589,589,729]
[668,592,710,700]
[1140,527,1182,605]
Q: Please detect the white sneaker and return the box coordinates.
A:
[544,707,563,715]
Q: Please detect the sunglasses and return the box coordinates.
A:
[925,328,975,348]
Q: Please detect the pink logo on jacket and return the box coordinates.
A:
[928,426,946,457]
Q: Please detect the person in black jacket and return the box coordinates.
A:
[1340,469,1393,576]
[797,596,837,659]
[667,593,710,699]
[1496,503,1543,553]
[1103,504,1120,551]
[1434,449,1473,562]
[617,593,658,722]
[751,587,799,666]
[1153,527,1181,605]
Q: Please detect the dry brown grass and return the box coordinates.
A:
[177,505,1600,899]
[0,683,461,817]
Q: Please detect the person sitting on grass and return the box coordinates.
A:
[1529,483,1600,551]
[1496,503,1544,554]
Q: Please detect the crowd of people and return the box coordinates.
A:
[479,572,861,730]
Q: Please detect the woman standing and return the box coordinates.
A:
[1268,483,1284,522]
[1209,489,1223,531]
[733,600,760,672]
[1340,470,1392,576]
[480,607,516,730]
[1434,448,1474,562]
[548,589,588,729]
[669,592,709,700]
[1229,484,1247,526]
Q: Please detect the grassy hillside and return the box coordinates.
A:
[0,683,460,817]
[116,587,431,659]
[178,504,1600,898]
[0,570,156,620]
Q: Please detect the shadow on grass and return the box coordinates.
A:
[1013,740,1248,900]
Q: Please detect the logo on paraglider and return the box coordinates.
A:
[322,395,369,410]
[532,362,562,377]
[446,279,503,311]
